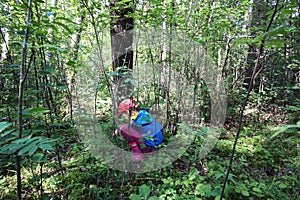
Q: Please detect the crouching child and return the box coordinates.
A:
[113,98,163,162]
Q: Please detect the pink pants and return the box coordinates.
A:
[119,125,152,153]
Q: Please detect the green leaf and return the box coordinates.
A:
[45,24,58,32]
[278,183,287,189]
[56,83,68,90]
[252,187,262,193]
[18,142,37,156]
[252,34,264,44]
[41,193,50,200]
[265,39,286,49]
[41,83,55,88]
[39,143,54,151]
[66,60,76,66]
[32,153,46,163]
[264,25,284,38]
[39,70,51,75]
[233,37,252,45]
[15,137,39,145]
[215,173,224,180]
[53,21,73,34]
[241,190,249,196]
[116,0,132,5]
[28,145,39,156]
[0,122,12,133]
[214,196,221,200]
[286,106,300,111]
[17,30,26,35]
[36,44,69,53]
[55,17,76,24]
[10,41,22,46]
[139,184,150,199]
[129,194,142,200]
[271,123,299,139]
[0,129,15,137]
[28,107,50,114]
[148,197,160,200]
[195,183,212,196]
[0,143,20,154]
[6,63,19,68]
[188,167,199,180]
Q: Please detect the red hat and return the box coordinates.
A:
[118,98,136,117]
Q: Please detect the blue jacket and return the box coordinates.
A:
[131,110,163,147]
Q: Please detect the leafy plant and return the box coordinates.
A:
[271,120,300,139]
[0,135,59,156]
[129,184,159,200]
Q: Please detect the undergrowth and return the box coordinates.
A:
[1,121,299,200]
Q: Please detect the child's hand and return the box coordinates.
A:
[112,129,118,137]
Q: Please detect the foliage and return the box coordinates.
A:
[0,0,299,199]
[271,120,300,139]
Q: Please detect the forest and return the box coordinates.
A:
[0,0,299,199]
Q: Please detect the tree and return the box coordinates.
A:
[109,0,134,78]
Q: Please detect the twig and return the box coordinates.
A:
[222,37,234,76]
[220,0,280,198]
[0,27,13,63]
[17,0,32,199]
[81,0,112,94]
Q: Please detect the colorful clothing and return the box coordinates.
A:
[131,110,164,147]
[119,110,163,152]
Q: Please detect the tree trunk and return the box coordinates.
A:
[109,0,134,78]
[244,0,268,90]
[109,0,135,103]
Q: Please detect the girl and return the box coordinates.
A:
[113,98,163,162]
